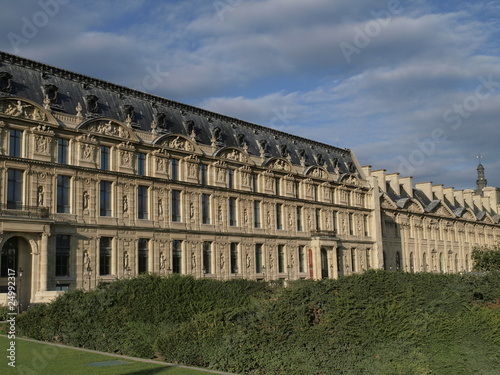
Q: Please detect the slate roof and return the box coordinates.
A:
[0,51,358,175]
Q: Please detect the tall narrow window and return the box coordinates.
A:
[255,244,263,273]
[100,181,112,216]
[203,241,212,274]
[315,208,321,231]
[254,201,261,228]
[275,178,280,196]
[295,181,300,199]
[137,185,148,219]
[364,215,369,236]
[278,245,285,273]
[252,173,259,192]
[276,203,283,230]
[99,237,112,276]
[333,211,338,233]
[202,193,211,224]
[57,175,71,213]
[200,164,207,186]
[298,246,305,273]
[351,249,356,272]
[230,243,238,274]
[228,169,234,189]
[171,190,181,222]
[138,238,148,274]
[314,185,318,201]
[348,213,354,235]
[58,138,68,164]
[296,206,303,231]
[172,240,182,273]
[100,146,110,171]
[229,197,237,226]
[171,159,178,181]
[55,235,70,277]
[396,251,401,271]
[7,169,23,209]
[9,129,22,157]
[137,152,146,176]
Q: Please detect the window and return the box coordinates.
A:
[255,244,263,273]
[100,181,112,216]
[137,152,146,176]
[296,206,303,231]
[58,138,68,164]
[351,249,356,272]
[138,238,148,274]
[254,201,261,228]
[172,240,182,274]
[200,164,207,186]
[295,181,300,199]
[99,237,112,276]
[275,178,280,196]
[228,169,234,189]
[171,159,178,181]
[100,146,110,171]
[138,185,148,219]
[229,197,237,226]
[202,194,211,224]
[298,246,305,273]
[203,241,212,274]
[396,251,401,271]
[55,235,70,276]
[276,203,283,230]
[315,208,321,231]
[230,243,238,274]
[314,185,318,201]
[171,190,181,222]
[7,169,23,209]
[348,213,354,235]
[364,215,369,236]
[333,211,338,233]
[278,245,285,273]
[9,129,22,157]
[57,175,71,213]
[252,174,259,192]
[1,238,17,277]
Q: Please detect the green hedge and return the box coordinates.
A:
[17,271,500,374]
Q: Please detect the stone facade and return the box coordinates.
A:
[0,52,498,308]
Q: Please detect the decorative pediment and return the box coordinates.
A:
[482,213,493,224]
[380,193,398,210]
[78,118,138,141]
[305,166,328,179]
[461,208,476,221]
[215,147,251,164]
[340,173,360,186]
[264,157,292,172]
[153,134,200,154]
[0,97,58,125]
[434,204,454,218]
[407,200,424,213]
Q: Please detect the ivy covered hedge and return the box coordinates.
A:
[17,271,500,374]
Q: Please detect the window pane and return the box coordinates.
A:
[9,129,22,157]
[203,242,212,274]
[172,240,182,273]
[138,185,148,219]
[57,176,71,213]
[101,146,110,171]
[7,169,23,209]
[138,238,148,274]
[58,139,68,164]
[99,237,112,276]
[100,181,112,216]
[56,235,70,276]
[172,190,181,222]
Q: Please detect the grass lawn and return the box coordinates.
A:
[0,335,224,375]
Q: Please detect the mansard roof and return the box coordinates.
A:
[0,51,358,175]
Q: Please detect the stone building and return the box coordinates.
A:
[0,52,498,308]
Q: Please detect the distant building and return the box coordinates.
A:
[0,52,498,308]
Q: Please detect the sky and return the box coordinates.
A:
[1,0,500,191]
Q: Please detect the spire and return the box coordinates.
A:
[475,154,487,195]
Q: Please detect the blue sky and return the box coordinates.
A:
[2,0,500,190]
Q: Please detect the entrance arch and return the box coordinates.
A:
[0,236,32,310]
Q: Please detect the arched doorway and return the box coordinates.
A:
[0,236,32,311]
